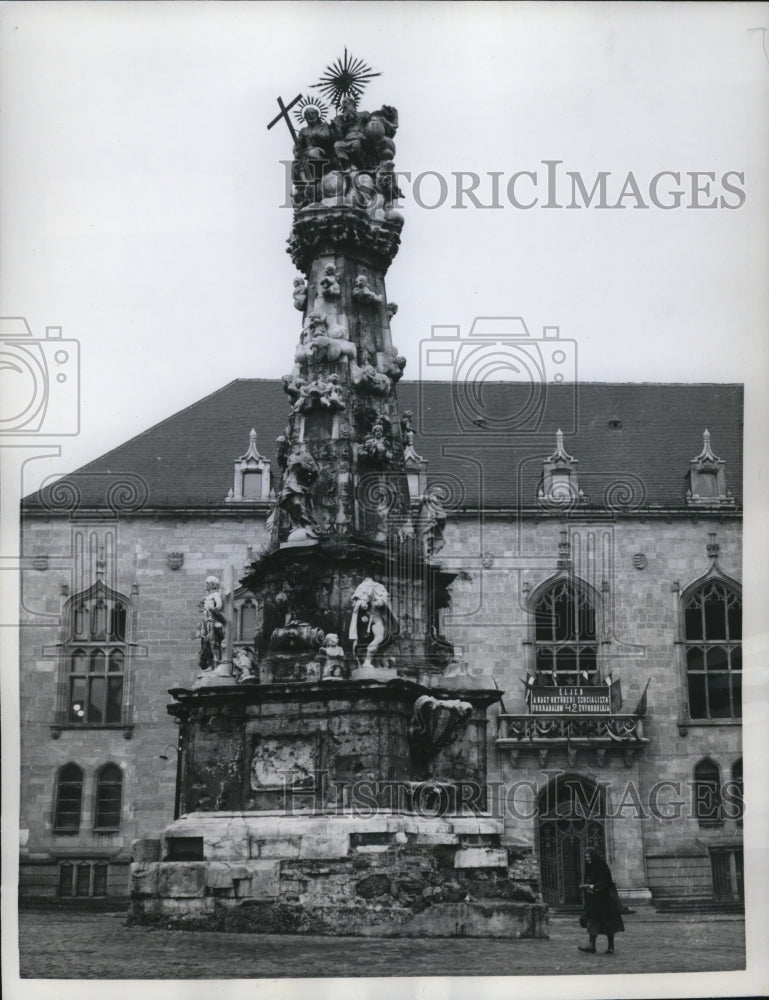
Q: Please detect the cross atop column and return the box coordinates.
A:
[266,93,303,142]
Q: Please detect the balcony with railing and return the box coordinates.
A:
[495,683,649,768]
[496,713,648,768]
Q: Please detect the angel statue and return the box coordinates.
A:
[349,577,398,669]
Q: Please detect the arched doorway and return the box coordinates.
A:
[538,774,606,907]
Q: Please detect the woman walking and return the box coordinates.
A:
[578,847,625,954]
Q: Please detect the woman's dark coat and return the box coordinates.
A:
[582,853,625,936]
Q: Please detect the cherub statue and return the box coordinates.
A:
[282,368,307,403]
[376,349,407,382]
[324,373,345,408]
[233,647,257,683]
[318,263,341,300]
[376,160,404,203]
[292,276,307,311]
[320,633,346,679]
[350,361,391,395]
[349,577,398,669]
[352,274,383,305]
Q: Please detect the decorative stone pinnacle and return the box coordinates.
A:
[238,429,264,463]
[548,429,577,465]
[694,429,719,465]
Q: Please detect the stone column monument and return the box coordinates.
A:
[129,54,546,938]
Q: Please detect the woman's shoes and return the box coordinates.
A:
[606,946,615,954]
[578,945,596,953]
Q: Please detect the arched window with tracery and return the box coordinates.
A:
[533,578,599,686]
[683,579,741,720]
[58,582,133,726]
[54,763,83,833]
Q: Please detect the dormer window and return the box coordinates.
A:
[686,430,735,507]
[226,429,272,503]
[538,430,586,505]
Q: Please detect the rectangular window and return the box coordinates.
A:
[242,470,263,498]
[95,787,122,829]
[93,863,108,896]
[75,863,91,897]
[106,676,123,723]
[57,861,110,898]
[58,863,73,897]
[711,849,744,902]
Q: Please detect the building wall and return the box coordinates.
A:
[19,513,271,896]
[439,513,743,898]
[19,508,742,902]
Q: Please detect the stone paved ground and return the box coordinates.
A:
[13,908,745,979]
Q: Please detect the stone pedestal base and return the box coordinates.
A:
[129,813,548,939]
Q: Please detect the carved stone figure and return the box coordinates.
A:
[409,695,473,755]
[292,106,336,201]
[292,373,346,413]
[282,369,306,403]
[376,349,406,382]
[296,311,356,365]
[292,277,308,311]
[275,433,290,469]
[350,361,391,395]
[196,576,226,670]
[376,160,404,203]
[275,451,320,540]
[320,633,346,679]
[418,488,447,557]
[233,647,258,683]
[352,274,383,305]
[359,422,392,466]
[400,410,415,447]
[332,96,373,171]
[318,263,341,300]
[387,301,399,321]
[349,577,398,669]
[270,620,325,652]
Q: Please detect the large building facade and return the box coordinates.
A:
[19,377,743,910]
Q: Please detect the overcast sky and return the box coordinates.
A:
[2,2,768,495]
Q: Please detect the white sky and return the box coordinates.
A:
[1,2,768,495]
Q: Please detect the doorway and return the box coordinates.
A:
[538,774,606,907]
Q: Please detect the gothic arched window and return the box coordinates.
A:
[54,763,83,833]
[693,758,722,826]
[94,763,123,831]
[684,580,741,720]
[533,579,599,686]
[60,583,131,726]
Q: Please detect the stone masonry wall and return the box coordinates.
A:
[20,508,742,901]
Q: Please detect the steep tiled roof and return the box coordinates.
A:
[22,381,742,513]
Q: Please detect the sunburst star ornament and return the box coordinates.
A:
[311,48,381,109]
[293,95,330,126]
